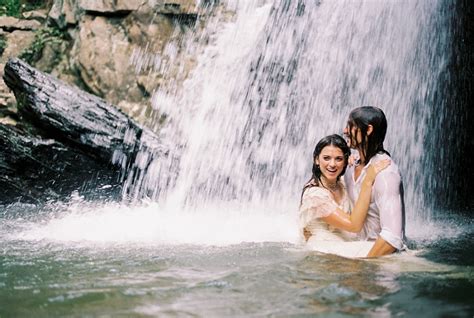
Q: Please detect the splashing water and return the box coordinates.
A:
[6,200,298,246]
[117,0,453,239]
[3,1,454,245]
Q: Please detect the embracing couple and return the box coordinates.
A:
[299,106,406,258]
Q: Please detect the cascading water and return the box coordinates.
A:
[124,0,452,238]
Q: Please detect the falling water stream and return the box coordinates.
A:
[1,1,473,316]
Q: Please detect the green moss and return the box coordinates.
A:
[0,0,49,17]
[19,26,69,65]
[0,0,21,17]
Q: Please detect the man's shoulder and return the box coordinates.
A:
[372,153,401,175]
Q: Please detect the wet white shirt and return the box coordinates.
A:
[344,152,405,250]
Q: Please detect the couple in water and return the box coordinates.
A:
[300,106,405,258]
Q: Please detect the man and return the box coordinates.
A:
[343,106,405,257]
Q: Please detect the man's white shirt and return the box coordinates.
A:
[344,152,405,250]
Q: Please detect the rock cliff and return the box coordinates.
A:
[0,0,219,126]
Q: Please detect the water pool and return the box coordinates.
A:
[1,202,472,317]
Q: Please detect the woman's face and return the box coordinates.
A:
[315,145,346,183]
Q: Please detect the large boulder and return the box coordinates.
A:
[1,58,173,203]
[3,58,168,163]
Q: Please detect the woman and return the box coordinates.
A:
[299,134,390,258]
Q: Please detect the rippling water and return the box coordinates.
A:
[1,201,473,317]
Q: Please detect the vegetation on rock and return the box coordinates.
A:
[18,25,69,66]
[0,0,49,17]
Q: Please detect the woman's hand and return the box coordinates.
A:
[348,154,356,166]
[348,151,360,167]
[365,159,391,184]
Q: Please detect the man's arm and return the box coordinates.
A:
[366,237,396,257]
[366,167,405,257]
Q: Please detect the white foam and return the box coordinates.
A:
[14,202,300,246]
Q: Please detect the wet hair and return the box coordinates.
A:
[302,134,350,196]
[346,106,390,163]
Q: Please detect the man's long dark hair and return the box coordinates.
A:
[301,134,350,199]
[347,106,390,163]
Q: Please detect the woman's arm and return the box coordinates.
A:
[320,160,390,232]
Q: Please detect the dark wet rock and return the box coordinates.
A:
[3,58,167,163]
[0,124,122,203]
[1,58,169,204]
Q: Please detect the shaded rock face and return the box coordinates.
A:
[0,124,123,204]
[0,15,44,124]
[0,29,36,110]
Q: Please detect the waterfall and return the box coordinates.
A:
[123,0,452,234]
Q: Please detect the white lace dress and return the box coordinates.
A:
[299,185,374,258]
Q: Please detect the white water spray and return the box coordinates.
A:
[8,1,452,246]
[126,1,451,229]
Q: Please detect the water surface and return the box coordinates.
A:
[1,201,472,317]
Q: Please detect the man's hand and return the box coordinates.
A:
[303,227,312,241]
[366,236,396,258]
